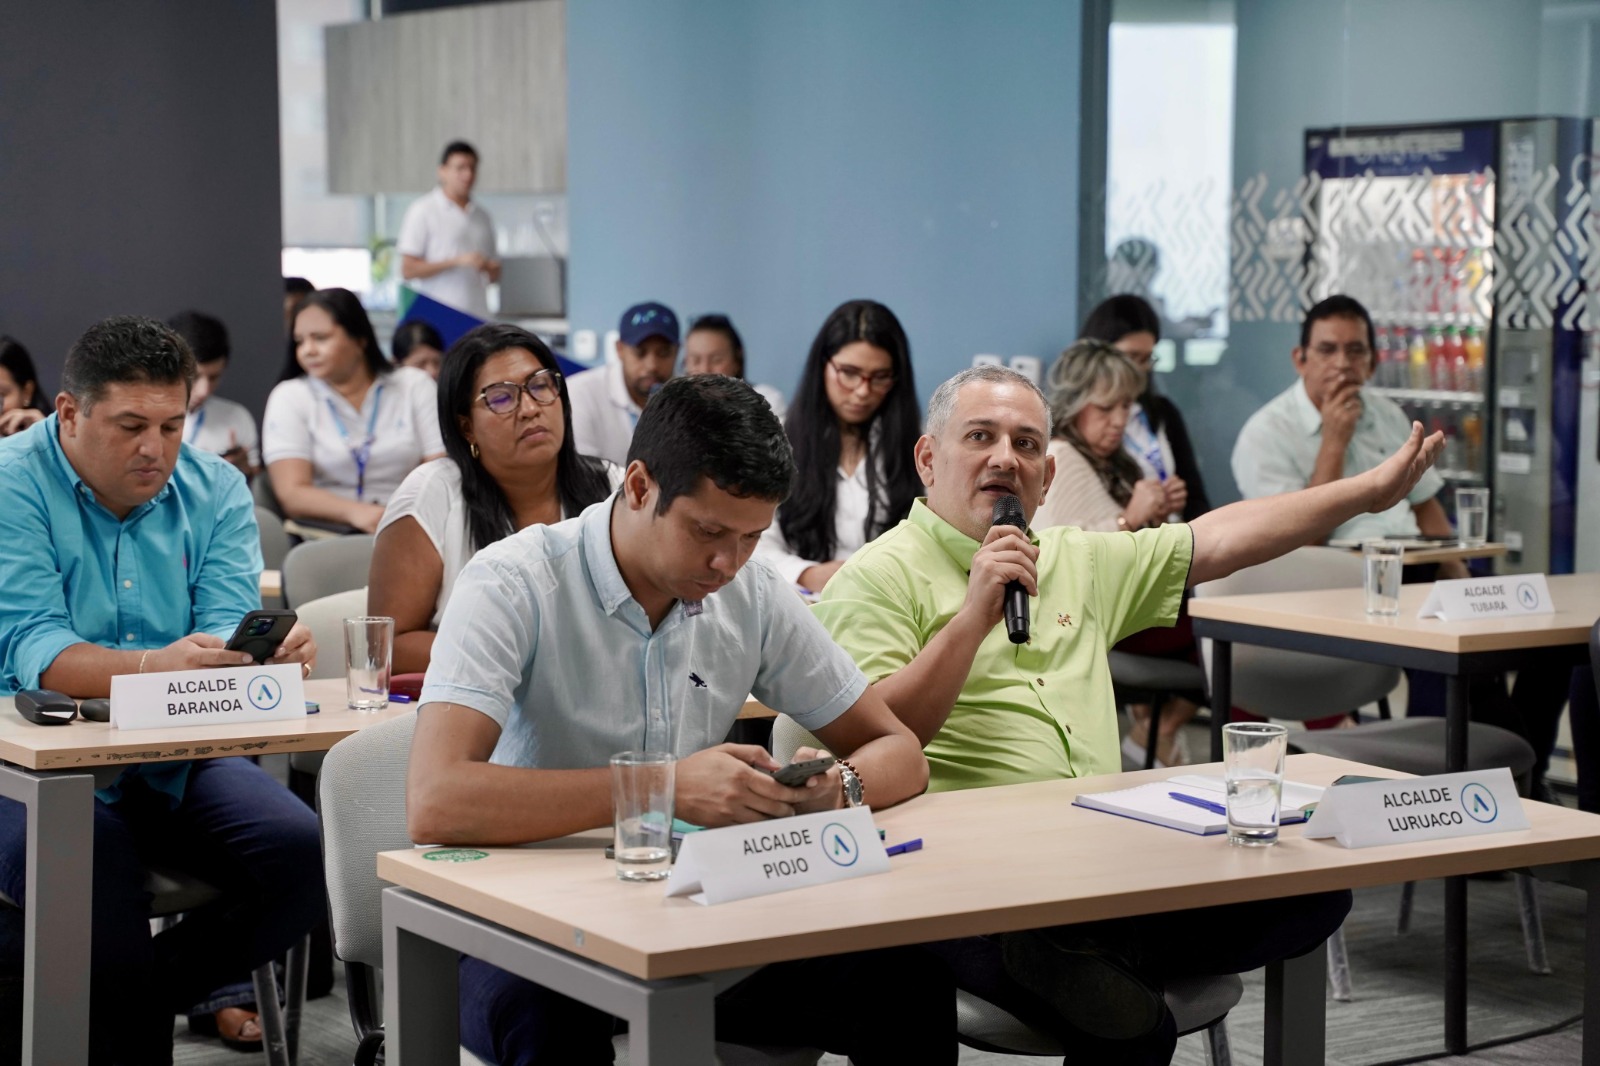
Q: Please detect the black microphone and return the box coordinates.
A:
[991,495,1029,644]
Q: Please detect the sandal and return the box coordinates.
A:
[187,1007,263,1053]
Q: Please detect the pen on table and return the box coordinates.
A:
[389,693,412,703]
[885,838,923,857]
[1168,792,1227,816]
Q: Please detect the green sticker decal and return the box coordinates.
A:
[423,848,489,863]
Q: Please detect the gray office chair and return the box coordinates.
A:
[771,715,1238,1064]
[1,874,308,1066]
[317,715,822,1066]
[1194,547,1549,997]
[1110,651,1209,770]
[281,535,375,610]
[257,505,291,574]
[285,587,368,795]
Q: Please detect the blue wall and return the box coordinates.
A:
[566,0,1084,405]
[1188,0,1546,503]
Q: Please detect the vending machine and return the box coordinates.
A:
[1304,118,1589,575]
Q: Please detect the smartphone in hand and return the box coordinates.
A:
[770,755,836,787]
[225,609,298,665]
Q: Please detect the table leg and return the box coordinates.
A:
[1264,936,1325,1066]
[384,898,461,1065]
[0,765,94,1066]
[1588,885,1600,1066]
[1443,672,1469,1054]
[1210,640,1232,762]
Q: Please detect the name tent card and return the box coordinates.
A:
[1418,574,1555,621]
[1304,768,1528,849]
[664,806,889,906]
[110,664,307,731]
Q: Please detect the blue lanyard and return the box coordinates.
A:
[323,384,384,501]
[186,406,205,445]
[1127,409,1168,481]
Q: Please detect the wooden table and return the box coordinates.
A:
[377,754,1600,1066]
[1328,539,1508,567]
[0,679,409,1064]
[1188,572,1600,1053]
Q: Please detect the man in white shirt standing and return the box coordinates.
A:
[397,140,500,319]
[565,301,679,466]
[168,311,259,479]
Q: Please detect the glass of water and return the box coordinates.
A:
[1223,723,1288,847]
[1363,540,1404,617]
[343,616,393,711]
[611,751,675,882]
[1455,486,1489,548]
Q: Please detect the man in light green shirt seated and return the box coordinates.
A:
[814,364,1445,1065]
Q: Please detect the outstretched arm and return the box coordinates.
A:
[1189,422,1443,587]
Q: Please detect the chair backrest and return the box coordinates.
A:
[252,469,284,517]
[283,534,375,609]
[256,505,291,573]
[1193,546,1399,720]
[317,713,417,969]
[295,588,368,680]
[770,715,825,765]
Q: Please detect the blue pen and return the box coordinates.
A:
[1168,792,1227,816]
[885,838,923,857]
[389,694,412,704]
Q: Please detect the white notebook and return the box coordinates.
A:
[1073,776,1322,836]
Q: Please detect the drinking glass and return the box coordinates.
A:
[1363,540,1404,617]
[611,751,675,882]
[1455,487,1489,548]
[343,616,393,711]
[1223,723,1288,847]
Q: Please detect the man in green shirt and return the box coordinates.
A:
[814,364,1445,1065]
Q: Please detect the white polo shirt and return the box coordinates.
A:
[565,362,641,467]
[396,188,498,319]
[183,395,260,468]
[261,365,444,506]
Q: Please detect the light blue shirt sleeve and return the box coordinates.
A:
[191,468,265,640]
[420,552,541,729]
[1232,404,1308,499]
[750,564,868,734]
[0,475,89,691]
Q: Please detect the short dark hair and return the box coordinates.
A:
[1300,294,1375,355]
[440,140,478,165]
[392,320,444,364]
[166,310,231,365]
[1081,294,1161,345]
[438,324,613,551]
[280,288,390,382]
[627,375,794,515]
[686,314,745,377]
[284,276,314,297]
[0,336,49,413]
[61,316,196,409]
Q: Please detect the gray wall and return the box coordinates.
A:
[0,0,284,417]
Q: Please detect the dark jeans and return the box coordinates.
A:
[1404,667,1574,787]
[459,944,958,1065]
[0,757,323,1066]
[927,890,1353,1066]
[1564,667,1600,812]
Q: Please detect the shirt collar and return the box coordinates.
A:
[581,494,636,616]
[606,362,642,416]
[45,414,172,515]
[431,186,474,215]
[908,497,1039,573]
[1291,378,1374,437]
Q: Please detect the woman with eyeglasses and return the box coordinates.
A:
[265,289,444,533]
[757,299,922,593]
[369,323,617,673]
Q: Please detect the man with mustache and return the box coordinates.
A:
[813,362,1445,1065]
[565,301,680,466]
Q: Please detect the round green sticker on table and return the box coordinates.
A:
[423,849,489,863]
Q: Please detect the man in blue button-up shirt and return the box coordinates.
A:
[409,375,954,1064]
[0,317,322,1063]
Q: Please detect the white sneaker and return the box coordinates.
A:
[1122,734,1168,770]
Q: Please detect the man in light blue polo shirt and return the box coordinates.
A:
[409,375,953,1064]
[0,316,321,1062]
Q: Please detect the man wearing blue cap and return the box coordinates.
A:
[566,302,680,466]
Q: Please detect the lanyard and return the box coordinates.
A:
[1126,408,1168,481]
[186,406,205,445]
[323,384,384,501]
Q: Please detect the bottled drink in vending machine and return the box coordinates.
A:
[1374,326,1393,387]
[1409,328,1431,390]
[1462,325,1486,394]
[1427,326,1450,391]
[1461,408,1483,472]
[1444,326,1466,393]
[1409,249,1432,321]
[1443,403,1465,472]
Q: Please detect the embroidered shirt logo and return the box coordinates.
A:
[689,672,707,689]
[1057,612,1073,627]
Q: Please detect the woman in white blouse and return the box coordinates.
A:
[265,289,443,533]
[368,323,617,674]
[757,300,922,592]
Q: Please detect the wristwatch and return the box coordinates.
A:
[838,759,864,808]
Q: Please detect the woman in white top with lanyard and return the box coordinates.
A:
[264,288,444,533]
[369,323,618,674]
[756,299,922,593]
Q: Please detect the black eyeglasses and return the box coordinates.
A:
[829,359,896,392]
[478,370,563,414]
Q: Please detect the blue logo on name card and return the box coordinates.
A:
[821,823,859,867]
[248,676,283,712]
[1516,582,1539,610]
[1460,783,1498,823]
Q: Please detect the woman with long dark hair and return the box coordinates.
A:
[0,335,50,437]
[1079,293,1210,519]
[369,323,616,673]
[263,288,443,532]
[757,300,921,592]
[392,319,445,379]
